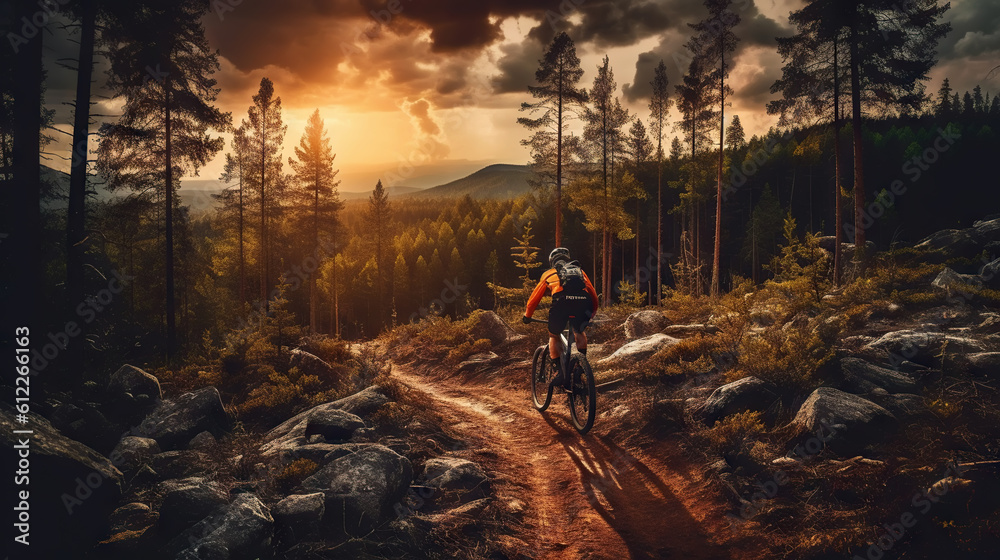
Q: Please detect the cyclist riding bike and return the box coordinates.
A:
[522,247,599,389]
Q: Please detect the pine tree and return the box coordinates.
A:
[935,78,953,117]
[973,85,985,113]
[98,0,230,356]
[517,32,588,245]
[584,56,632,303]
[393,253,409,318]
[244,77,287,313]
[768,0,848,284]
[726,115,746,151]
[219,123,252,305]
[289,109,343,333]
[688,0,740,297]
[625,119,653,290]
[366,179,392,328]
[649,60,671,304]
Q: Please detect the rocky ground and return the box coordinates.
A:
[4,217,1000,559]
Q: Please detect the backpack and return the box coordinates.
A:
[556,260,587,296]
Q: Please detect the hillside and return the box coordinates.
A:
[340,185,423,200]
[405,164,532,200]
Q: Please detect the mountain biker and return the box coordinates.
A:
[522,247,599,389]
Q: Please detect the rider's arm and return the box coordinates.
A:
[524,270,554,317]
[583,271,599,313]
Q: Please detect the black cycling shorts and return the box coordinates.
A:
[548,294,593,335]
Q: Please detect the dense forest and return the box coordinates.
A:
[1,0,998,381]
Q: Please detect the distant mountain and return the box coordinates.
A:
[405,164,532,200]
[340,185,423,200]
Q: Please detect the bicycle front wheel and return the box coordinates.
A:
[568,355,596,434]
[531,345,554,411]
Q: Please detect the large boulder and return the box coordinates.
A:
[863,330,984,365]
[420,457,491,503]
[167,493,273,559]
[792,387,897,455]
[273,492,325,539]
[916,228,980,258]
[469,310,516,345]
[157,477,229,537]
[300,444,412,535]
[151,450,210,479]
[260,388,389,463]
[110,435,161,474]
[623,310,670,340]
[699,377,779,426]
[289,349,337,381]
[137,387,232,451]
[303,409,366,442]
[839,358,919,394]
[866,392,929,421]
[932,267,982,291]
[108,364,162,400]
[597,333,681,366]
[0,408,123,555]
[964,352,1000,376]
[973,217,1000,244]
[980,258,1000,289]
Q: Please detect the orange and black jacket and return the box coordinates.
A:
[524,267,599,318]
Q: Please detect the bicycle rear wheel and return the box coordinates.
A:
[568,355,596,434]
[530,345,554,411]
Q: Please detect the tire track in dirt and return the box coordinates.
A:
[394,363,745,560]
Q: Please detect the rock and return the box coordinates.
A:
[157,477,229,537]
[138,386,232,451]
[468,310,516,345]
[273,492,325,538]
[980,258,1000,289]
[866,393,928,420]
[260,388,390,463]
[110,436,161,474]
[301,444,412,535]
[327,385,392,419]
[152,450,210,479]
[457,351,500,372]
[597,333,681,365]
[964,352,1000,376]
[108,364,162,400]
[932,267,982,290]
[973,217,1000,243]
[289,349,337,381]
[188,431,217,450]
[863,330,984,365]
[623,310,670,339]
[110,502,156,533]
[792,387,897,455]
[839,358,919,394]
[48,401,117,453]
[168,493,273,559]
[700,377,779,426]
[0,408,123,555]
[662,324,720,337]
[916,228,980,258]
[303,409,365,442]
[421,457,491,503]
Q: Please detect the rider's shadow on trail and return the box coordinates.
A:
[543,414,730,560]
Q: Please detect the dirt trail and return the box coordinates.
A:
[394,363,750,560]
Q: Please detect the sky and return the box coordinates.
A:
[37,0,1000,192]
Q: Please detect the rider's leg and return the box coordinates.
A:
[548,334,561,360]
[575,331,587,354]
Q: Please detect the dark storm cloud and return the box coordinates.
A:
[937,0,1000,60]
[620,0,790,103]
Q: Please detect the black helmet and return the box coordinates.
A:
[549,247,571,268]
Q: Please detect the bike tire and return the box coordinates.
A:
[531,345,554,411]
[568,354,596,434]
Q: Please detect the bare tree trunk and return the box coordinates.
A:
[165,84,177,358]
[850,23,866,256]
[711,45,725,297]
[833,33,843,286]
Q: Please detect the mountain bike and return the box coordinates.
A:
[527,317,596,434]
